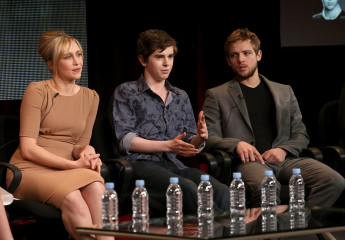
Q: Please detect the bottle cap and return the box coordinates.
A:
[201,174,209,181]
[233,172,241,179]
[170,177,179,184]
[292,168,301,174]
[105,182,115,189]
[264,170,273,176]
[135,179,145,187]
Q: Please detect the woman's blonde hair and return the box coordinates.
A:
[38,30,83,75]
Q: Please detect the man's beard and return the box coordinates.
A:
[234,63,258,80]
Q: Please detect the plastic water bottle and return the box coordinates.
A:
[166,177,183,236]
[102,182,118,229]
[230,172,246,235]
[132,179,149,232]
[197,174,214,219]
[261,170,277,232]
[197,174,214,237]
[197,215,214,238]
[289,168,306,229]
[166,177,183,221]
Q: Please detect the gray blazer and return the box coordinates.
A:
[202,74,309,157]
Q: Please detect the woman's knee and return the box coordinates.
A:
[82,181,105,196]
[61,190,86,212]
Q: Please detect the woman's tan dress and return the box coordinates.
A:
[7,80,104,208]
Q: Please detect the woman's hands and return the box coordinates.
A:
[77,145,96,157]
[75,153,102,174]
[74,145,102,174]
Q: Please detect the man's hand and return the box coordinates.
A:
[262,148,287,163]
[189,111,208,149]
[236,141,265,164]
[169,132,199,157]
[197,111,208,141]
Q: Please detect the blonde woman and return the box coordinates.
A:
[7,31,108,240]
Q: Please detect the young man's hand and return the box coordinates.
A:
[169,132,199,157]
[197,111,208,141]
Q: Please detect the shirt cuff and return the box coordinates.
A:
[119,132,137,154]
[198,141,206,152]
[188,135,205,152]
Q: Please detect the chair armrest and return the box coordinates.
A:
[210,150,235,186]
[102,158,134,207]
[300,147,323,162]
[195,152,219,178]
[103,158,133,176]
[198,150,237,186]
[0,162,22,194]
[320,146,345,177]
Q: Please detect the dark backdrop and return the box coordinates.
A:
[2,1,344,148]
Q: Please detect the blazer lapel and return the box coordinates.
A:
[227,80,253,132]
[260,75,282,145]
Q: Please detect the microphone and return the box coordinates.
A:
[40,92,59,125]
[238,95,244,100]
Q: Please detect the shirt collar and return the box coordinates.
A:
[137,74,180,95]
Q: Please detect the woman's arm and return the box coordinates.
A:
[71,90,101,173]
[74,90,99,147]
[20,137,99,170]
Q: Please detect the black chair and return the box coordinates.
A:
[317,100,345,177]
[318,100,341,147]
[0,114,68,240]
[317,99,345,208]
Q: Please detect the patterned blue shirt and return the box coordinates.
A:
[112,74,202,169]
